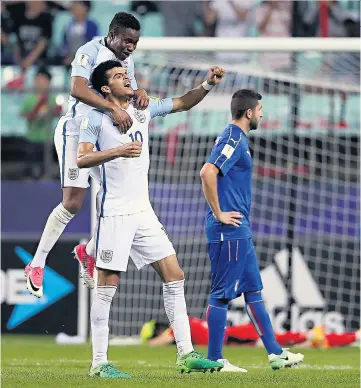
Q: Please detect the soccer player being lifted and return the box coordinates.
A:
[200,90,305,371]
[25,13,148,297]
[76,60,226,378]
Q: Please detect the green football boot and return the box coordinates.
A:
[176,350,223,374]
[89,363,131,378]
[268,349,304,370]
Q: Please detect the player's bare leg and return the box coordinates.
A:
[152,255,223,374]
[89,269,131,378]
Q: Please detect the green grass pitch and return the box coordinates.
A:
[2,335,360,388]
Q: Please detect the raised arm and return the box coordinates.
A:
[170,67,225,113]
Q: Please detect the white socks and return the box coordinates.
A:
[163,280,194,356]
[86,237,95,257]
[91,285,117,368]
[31,203,74,268]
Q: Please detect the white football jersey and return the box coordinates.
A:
[63,37,137,135]
[78,98,173,216]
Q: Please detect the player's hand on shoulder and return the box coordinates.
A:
[117,141,142,158]
[215,211,243,227]
[207,66,226,85]
[109,103,133,133]
[133,89,149,110]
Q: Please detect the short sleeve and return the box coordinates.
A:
[148,97,173,119]
[207,127,243,176]
[71,42,98,80]
[127,56,138,90]
[78,109,103,145]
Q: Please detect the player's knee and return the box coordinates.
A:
[62,197,83,214]
[62,188,85,214]
[244,291,263,304]
[164,269,184,283]
[177,269,185,281]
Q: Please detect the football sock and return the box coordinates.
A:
[245,291,283,355]
[86,237,95,257]
[31,203,74,268]
[163,280,194,356]
[91,285,117,368]
[207,297,228,360]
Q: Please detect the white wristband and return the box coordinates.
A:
[202,81,214,91]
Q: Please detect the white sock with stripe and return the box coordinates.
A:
[31,203,74,268]
[163,279,194,356]
[91,285,117,368]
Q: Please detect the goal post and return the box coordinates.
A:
[79,37,360,340]
[136,37,360,52]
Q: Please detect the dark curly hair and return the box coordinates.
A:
[108,12,140,35]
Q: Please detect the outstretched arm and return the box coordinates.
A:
[171,67,225,113]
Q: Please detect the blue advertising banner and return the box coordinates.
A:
[1,240,79,334]
[2,181,359,239]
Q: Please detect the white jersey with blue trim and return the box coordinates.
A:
[64,37,138,135]
[78,97,173,216]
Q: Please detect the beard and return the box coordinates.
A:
[249,118,259,130]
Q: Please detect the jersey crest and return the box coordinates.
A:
[100,250,113,263]
[134,110,146,123]
[68,168,79,180]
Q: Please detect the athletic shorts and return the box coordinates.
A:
[95,208,176,272]
[54,116,100,188]
[208,237,263,300]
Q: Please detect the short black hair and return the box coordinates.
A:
[36,66,52,81]
[91,60,123,96]
[108,12,140,35]
[231,89,262,120]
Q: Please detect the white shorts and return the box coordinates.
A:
[54,116,100,188]
[95,209,176,272]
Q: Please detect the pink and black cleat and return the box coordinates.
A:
[73,244,95,289]
[25,264,44,298]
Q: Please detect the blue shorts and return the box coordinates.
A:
[208,237,263,300]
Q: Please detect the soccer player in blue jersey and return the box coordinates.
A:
[200,89,304,372]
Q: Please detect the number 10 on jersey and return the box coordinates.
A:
[129,131,143,143]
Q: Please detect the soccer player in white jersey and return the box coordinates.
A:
[25,13,149,297]
[76,60,226,378]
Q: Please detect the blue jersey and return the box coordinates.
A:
[205,124,253,242]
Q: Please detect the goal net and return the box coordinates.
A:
[107,38,360,338]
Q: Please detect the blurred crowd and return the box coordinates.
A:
[1,0,360,180]
[1,1,359,69]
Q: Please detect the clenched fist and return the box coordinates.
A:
[117,141,142,158]
[206,66,226,85]
[110,104,133,133]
